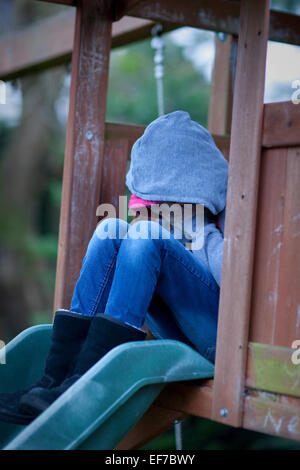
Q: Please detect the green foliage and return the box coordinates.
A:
[143,416,300,450]
[107,35,210,126]
[29,310,53,328]
[24,234,58,261]
[0,121,14,155]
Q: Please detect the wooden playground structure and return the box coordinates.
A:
[1,0,300,448]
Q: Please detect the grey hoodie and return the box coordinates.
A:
[126,111,228,287]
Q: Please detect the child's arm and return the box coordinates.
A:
[203,223,224,287]
[192,208,225,287]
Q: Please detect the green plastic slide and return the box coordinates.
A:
[0,324,214,450]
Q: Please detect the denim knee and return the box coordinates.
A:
[95,217,129,242]
[127,219,170,242]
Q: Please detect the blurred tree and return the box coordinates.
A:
[107,35,210,126]
[0,0,66,340]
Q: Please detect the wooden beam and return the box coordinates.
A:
[0,11,166,81]
[104,121,144,141]
[2,3,300,81]
[211,0,270,427]
[243,391,300,442]
[117,0,300,46]
[269,8,300,46]
[153,376,300,443]
[111,15,176,48]
[54,0,113,311]
[37,0,300,49]
[155,381,213,419]
[262,101,300,148]
[134,377,300,443]
[117,0,240,36]
[0,10,75,81]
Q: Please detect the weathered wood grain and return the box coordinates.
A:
[54,1,113,311]
[212,0,271,427]
[262,101,300,148]
[250,147,300,346]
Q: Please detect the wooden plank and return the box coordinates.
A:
[134,377,300,443]
[111,15,176,49]
[0,12,166,81]
[269,8,300,47]
[246,343,300,398]
[155,381,213,419]
[117,0,300,46]
[249,148,287,345]
[3,7,300,82]
[274,146,300,345]
[249,147,300,346]
[0,10,75,81]
[54,0,113,312]
[117,0,240,35]
[243,391,300,442]
[262,101,300,148]
[99,139,129,214]
[208,34,236,136]
[104,122,145,152]
[115,403,186,450]
[211,0,270,427]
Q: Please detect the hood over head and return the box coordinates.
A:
[126,110,228,215]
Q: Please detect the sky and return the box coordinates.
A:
[1,27,300,125]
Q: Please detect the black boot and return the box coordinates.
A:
[19,314,146,417]
[0,310,92,424]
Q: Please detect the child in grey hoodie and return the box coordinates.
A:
[0,111,227,424]
[126,110,227,287]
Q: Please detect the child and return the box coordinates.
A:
[0,110,227,424]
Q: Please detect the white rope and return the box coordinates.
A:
[151,24,165,116]
[174,420,183,450]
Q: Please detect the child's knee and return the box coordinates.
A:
[127,219,164,241]
[95,217,129,241]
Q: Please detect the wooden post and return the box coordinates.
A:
[208,34,237,136]
[54,0,113,312]
[211,0,270,427]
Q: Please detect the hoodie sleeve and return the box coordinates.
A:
[192,208,225,287]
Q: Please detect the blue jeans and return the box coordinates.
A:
[70,218,220,363]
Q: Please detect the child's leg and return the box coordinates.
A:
[70,218,130,316]
[17,218,219,416]
[104,220,220,362]
[0,218,131,424]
